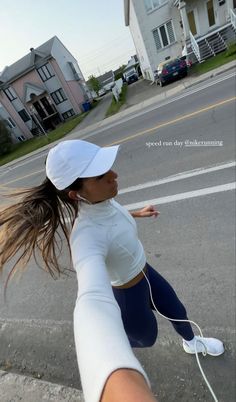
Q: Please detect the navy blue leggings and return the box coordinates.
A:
[112,263,194,348]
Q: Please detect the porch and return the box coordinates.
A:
[175,1,236,62]
[188,12,236,62]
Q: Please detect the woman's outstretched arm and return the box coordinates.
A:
[73,254,157,402]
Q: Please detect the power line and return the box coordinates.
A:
[81,49,135,75]
[76,32,131,60]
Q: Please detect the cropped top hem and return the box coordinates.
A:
[110,253,146,286]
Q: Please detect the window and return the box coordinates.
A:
[153,21,176,50]
[37,63,54,81]
[40,97,55,115]
[144,0,167,12]
[50,88,67,105]
[33,101,47,119]
[17,135,26,142]
[18,109,31,122]
[62,109,75,120]
[4,87,17,101]
[5,117,16,128]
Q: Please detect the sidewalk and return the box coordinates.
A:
[0,370,84,402]
[1,60,235,170]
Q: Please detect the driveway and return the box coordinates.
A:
[69,92,112,135]
[121,76,190,111]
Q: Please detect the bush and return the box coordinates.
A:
[0,120,12,156]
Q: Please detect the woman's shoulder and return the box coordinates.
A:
[70,220,109,263]
[71,218,106,242]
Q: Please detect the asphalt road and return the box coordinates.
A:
[0,74,235,401]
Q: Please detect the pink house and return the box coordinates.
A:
[0,36,91,143]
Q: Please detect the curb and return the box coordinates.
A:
[1,61,235,170]
[0,370,84,402]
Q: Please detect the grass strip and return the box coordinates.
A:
[0,101,105,166]
[105,84,128,117]
[190,43,236,75]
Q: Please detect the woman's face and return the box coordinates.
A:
[74,170,118,203]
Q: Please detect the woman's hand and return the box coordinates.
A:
[131,205,160,218]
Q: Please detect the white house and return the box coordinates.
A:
[124,0,236,81]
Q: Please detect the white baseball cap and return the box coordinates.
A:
[46,140,120,190]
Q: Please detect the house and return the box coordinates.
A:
[124,0,236,81]
[0,36,91,143]
[97,70,115,91]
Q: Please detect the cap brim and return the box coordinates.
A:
[79,144,120,178]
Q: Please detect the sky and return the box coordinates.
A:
[0,0,136,80]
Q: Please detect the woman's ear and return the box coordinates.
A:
[68,190,79,201]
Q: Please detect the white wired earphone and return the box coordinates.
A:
[141,268,219,402]
[76,196,219,400]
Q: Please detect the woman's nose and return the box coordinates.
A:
[109,170,118,180]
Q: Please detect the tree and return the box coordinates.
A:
[115,64,126,81]
[87,75,101,95]
[0,119,12,156]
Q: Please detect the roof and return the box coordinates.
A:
[0,36,57,85]
[97,71,114,86]
[123,55,139,71]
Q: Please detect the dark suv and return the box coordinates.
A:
[157,58,187,87]
[125,71,139,85]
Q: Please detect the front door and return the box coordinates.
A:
[207,0,215,27]
[187,10,197,35]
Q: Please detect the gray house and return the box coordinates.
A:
[97,70,115,91]
[124,0,236,81]
[0,36,91,142]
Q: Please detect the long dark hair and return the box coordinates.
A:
[0,176,83,289]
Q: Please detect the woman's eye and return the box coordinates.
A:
[96,174,106,180]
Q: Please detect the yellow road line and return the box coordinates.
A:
[106,96,236,146]
[1,169,44,186]
[3,96,236,186]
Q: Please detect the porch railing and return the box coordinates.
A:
[230,8,236,30]
[189,31,200,62]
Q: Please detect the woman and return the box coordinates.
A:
[0,139,224,402]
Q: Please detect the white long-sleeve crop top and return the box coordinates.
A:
[70,198,146,286]
[70,198,150,402]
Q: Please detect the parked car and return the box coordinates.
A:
[157,58,187,87]
[125,70,139,85]
[98,88,106,96]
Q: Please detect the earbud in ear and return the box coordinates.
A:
[76,194,92,205]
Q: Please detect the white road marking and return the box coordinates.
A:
[65,182,235,223]
[124,182,235,211]
[119,161,236,194]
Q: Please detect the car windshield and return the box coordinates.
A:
[163,60,181,69]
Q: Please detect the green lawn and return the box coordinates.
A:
[105,84,128,117]
[0,101,103,166]
[190,43,236,75]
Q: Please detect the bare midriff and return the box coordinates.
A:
[113,264,147,289]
